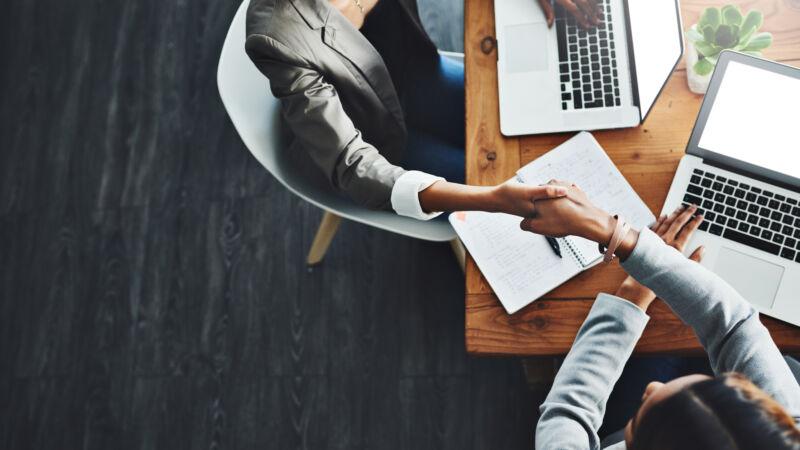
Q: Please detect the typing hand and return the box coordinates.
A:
[614,205,706,311]
[536,0,602,29]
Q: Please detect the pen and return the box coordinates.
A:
[545,236,562,258]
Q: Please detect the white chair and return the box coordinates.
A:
[217,0,465,267]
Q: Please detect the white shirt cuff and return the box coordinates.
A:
[390,170,445,220]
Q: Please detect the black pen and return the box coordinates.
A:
[545,236,562,258]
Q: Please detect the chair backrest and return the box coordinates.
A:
[217,0,458,242]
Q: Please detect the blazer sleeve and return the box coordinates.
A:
[244,33,405,210]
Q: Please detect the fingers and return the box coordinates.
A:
[689,246,706,262]
[650,214,666,231]
[665,205,698,246]
[537,0,555,27]
[675,213,704,249]
[520,217,536,232]
[530,184,568,200]
[557,0,591,28]
[590,0,603,23]
[655,205,684,236]
[546,179,572,187]
[574,0,601,25]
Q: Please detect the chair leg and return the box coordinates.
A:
[450,238,466,273]
[307,211,342,266]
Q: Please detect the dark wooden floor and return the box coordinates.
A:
[0,0,542,448]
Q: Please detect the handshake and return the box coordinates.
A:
[491,179,618,246]
[507,179,706,311]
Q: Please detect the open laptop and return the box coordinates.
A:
[662,51,800,327]
[495,0,683,136]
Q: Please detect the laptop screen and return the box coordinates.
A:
[627,0,683,121]
[698,60,800,180]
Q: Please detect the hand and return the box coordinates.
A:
[488,180,568,217]
[536,0,602,28]
[613,204,706,311]
[519,180,614,242]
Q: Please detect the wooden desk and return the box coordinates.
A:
[464,0,800,356]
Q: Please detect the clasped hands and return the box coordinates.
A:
[515,180,706,311]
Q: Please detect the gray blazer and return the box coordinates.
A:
[245,0,437,209]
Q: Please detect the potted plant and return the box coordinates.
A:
[685,5,772,94]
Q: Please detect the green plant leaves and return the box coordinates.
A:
[689,4,771,64]
[744,32,773,51]
[695,40,720,58]
[694,58,715,76]
[714,24,737,48]
[739,10,763,42]
[699,7,721,30]
[702,25,716,43]
[721,5,743,26]
[686,25,704,43]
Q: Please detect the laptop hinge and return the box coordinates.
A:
[703,159,800,196]
[621,0,640,117]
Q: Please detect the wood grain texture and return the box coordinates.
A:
[464,0,800,355]
[0,0,546,448]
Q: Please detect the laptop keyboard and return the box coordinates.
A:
[681,168,800,263]
[555,0,621,111]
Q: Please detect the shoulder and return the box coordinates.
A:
[246,0,310,40]
[245,0,316,63]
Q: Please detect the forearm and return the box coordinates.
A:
[581,212,640,261]
[618,229,800,413]
[417,181,495,213]
[537,294,649,449]
[619,229,752,339]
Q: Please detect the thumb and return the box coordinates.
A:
[530,184,568,200]
[537,0,555,27]
[689,246,705,262]
[520,218,536,232]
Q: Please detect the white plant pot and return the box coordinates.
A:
[686,41,713,95]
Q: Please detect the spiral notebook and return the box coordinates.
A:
[450,132,654,314]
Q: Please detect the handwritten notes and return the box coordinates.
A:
[451,132,655,314]
[516,131,655,230]
[450,211,581,313]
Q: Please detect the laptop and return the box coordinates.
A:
[495,0,683,136]
[662,51,800,327]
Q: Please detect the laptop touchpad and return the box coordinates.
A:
[504,23,549,73]
[713,247,783,310]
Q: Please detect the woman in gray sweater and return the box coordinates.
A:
[520,181,800,450]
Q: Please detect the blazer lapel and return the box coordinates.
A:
[288,0,406,129]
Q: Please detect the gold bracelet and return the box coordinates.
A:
[353,0,364,15]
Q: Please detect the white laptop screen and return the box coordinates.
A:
[698,61,800,179]
[627,0,682,120]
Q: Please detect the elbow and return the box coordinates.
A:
[330,144,403,212]
[334,166,396,211]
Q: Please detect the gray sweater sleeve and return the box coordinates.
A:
[621,228,800,420]
[535,228,800,450]
[535,294,650,450]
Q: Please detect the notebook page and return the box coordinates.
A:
[449,211,584,314]
[516,131,655,262]
[559,235,598,268]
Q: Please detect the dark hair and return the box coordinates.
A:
[630,373,800,450]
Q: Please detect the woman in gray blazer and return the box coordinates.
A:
[244,0,600,220]
[520,182,800,449]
